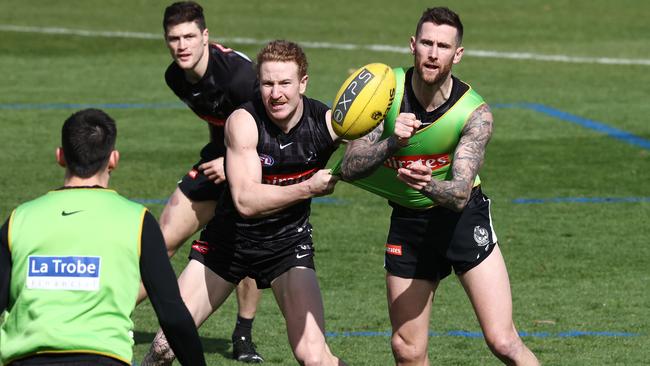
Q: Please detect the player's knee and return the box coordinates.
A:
[485,332,524,362]
[159,220,184,255]
[390,332,426,364]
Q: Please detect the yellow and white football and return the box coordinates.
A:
[331,63,396,139]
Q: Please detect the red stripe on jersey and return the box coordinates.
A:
[210,42,233,53]
[385,243,403,256]
[199,114,226,126]
[383,153,450,172]
[262,168,318,186]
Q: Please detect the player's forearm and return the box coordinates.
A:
[420,147,484,211]
[421,178,473,212]
[233,182,312,219]
[424,104,491,211]
[340,136,401,181]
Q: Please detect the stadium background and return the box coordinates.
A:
[1,0,648,364]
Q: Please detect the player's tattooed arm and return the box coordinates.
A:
[420,104,493,211]
[339,122,401,181]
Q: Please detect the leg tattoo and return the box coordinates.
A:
[141,331,176,366]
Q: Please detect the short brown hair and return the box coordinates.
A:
[256,40,308,78]
[163,1,206,33]
[416,7,463,46]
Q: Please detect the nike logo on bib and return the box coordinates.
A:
[279,142,294,149]
[61,210,83,216]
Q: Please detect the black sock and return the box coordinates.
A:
[232,315,254,341]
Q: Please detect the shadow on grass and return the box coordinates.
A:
[134,331,231,358]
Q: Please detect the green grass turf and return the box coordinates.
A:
[1,0,649,364]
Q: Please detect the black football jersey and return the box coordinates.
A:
[212,96,338,243]
[402,68,470,129]
[165,42,259,155]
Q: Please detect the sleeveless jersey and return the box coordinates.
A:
[1,189,145,365]
[212,96,337,242]
[338,67,485,209]
[165,42,259,155]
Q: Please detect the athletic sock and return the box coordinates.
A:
[232,315,254,341]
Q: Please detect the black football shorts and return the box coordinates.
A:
[8,354,128,365]
[178,142,226,202]
[189,232,316,289]
[384,186,497,281]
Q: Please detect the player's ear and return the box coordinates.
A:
[203,27,209,45]
[453,46,464,64]
[409,36,416,55]
[108,150,119,172]
[55,147,66,167]
[299,74,309,94]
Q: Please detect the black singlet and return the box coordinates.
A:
[165,42,259,155]
[210,96,338,243]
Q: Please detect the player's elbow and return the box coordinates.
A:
[236,205,259,219]
[230,183,264,218]
[449,199,467,212]
[232,196,261,219]
[449,192,471,212]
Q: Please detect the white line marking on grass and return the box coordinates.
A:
[0,24,162,40]
[466,49,650,66]
[2,24,650,66]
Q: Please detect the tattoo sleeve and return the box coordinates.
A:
[339,123,401,181]
[421,104,493,211]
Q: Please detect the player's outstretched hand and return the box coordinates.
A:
[397,161,431,190]
[199,157,226,184]
[394,113,421,147]
[307,169,339,197]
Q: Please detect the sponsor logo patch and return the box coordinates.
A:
[294,244,312,259]
[473,226,490,248]
[262,168,318,186]
[385,243,403,256]
[191,240,210,254]
[383,153,450,172]
[332,68,375,126]
[259,154,275,166]
[61,210,83,216]
[27,256,101,291]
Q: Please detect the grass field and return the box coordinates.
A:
[1,0,649,365]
